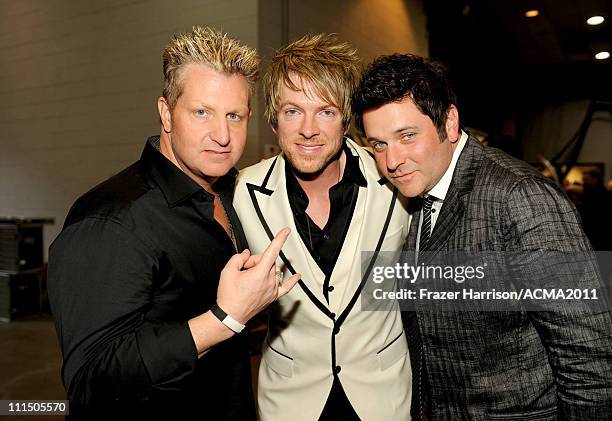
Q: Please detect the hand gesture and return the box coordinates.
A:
[217,228,300,323]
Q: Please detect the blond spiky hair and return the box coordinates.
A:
[162,26,259,108]
[264,33,360,128]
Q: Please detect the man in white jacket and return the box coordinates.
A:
[233,34,412,421]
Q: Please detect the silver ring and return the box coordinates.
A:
[275,270,283,284]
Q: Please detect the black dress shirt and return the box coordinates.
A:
[285,145,366,421]
[47,136,255,419]
[286,145,366,299]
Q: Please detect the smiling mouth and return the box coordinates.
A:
[391,171,416,180]
[296,144,324,153]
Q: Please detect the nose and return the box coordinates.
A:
[299,114,320,139]
[211,116,230,146]
[385,142,404,173]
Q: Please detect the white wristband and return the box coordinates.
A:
[210,303,246,333]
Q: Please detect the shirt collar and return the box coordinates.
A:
[141,135,238,207]
[427,130,468,201]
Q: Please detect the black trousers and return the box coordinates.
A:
[318,376,361,421]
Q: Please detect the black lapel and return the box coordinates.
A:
[335,187,399,329]
[246,157,335,320]
[246,152,404,325]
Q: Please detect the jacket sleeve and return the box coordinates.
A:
[505,177,612,420]
[47,217,198,407]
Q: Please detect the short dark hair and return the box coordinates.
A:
[353,54,457,140]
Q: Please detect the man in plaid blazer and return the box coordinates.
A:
[353,53,612,420]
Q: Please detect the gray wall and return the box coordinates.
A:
[285,0,427,63]
[0,0,427,255]
[0,0,258,253]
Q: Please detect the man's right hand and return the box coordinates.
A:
[216,227,300,324]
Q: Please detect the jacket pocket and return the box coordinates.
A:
[488,407,557,420]
[376,331,408,371]
[262,342,294,377]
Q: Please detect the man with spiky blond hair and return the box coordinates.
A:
[48,26,299,419]
[234,34,412,420]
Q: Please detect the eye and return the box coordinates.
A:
[371,141,387,152]
[227,113,241,121]
[402,132,416,141]
[321,109,336,117]
[284,108,300,116]
[195,109,209,117]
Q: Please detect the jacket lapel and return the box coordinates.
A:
[327,142,379,312]
[333,141,402,323]
[246,156,332,317]
[420,136,482,264]
[423,184,464,256]
[246,139,403,321]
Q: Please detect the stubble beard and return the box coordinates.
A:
[281,136,343,177]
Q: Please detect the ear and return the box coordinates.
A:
[445,105,460,141]
[270,124,278,136]
[158,97,172,133]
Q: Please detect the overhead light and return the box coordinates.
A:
[525,10,539,18]
[595,51,610,60]
[586,16,605,26]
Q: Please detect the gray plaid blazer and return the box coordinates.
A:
[404,136,612,420]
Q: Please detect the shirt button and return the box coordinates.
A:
[431,208,436,213]
[334,365,342,374]
[328,285,334,292]
[331,312,336,319]
[333,325,340,335]
[323,234,330,240]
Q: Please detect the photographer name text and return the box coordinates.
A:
[372,288,599,301]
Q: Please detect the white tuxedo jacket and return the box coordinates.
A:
[233,139,412,421]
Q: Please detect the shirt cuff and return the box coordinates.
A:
[136,320,197,388]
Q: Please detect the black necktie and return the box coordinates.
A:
[419,195,435,250]
[406,195,436,421]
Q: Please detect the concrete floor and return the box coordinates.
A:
[0,314,263,420]
[0,314,65,420]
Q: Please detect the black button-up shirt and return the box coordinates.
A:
[48,136,254,419]
[286,145,366,301]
